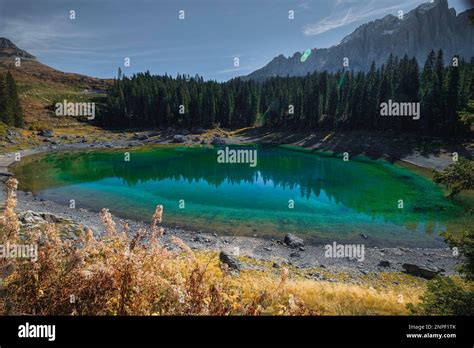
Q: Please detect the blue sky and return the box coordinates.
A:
[0,0,471,81]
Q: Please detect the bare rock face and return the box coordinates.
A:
[246,0,474,80]
[0,37,36,60]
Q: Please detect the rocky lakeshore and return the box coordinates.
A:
[0,129,466,282]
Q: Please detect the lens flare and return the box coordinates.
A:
[300,48,312,63]
[338,74,345,87]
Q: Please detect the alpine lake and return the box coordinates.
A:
[12,144,473,248]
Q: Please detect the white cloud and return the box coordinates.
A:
[0,15,87,49]
[302,0,424,36]
[215,66,254,75]
[297,1,311,10]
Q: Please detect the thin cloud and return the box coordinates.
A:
[215,66,254,75]
[302,0,424,36]
[297,1,311,10]
[0,15,87,48]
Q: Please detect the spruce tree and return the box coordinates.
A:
[9,77,23,127]
[445,61,460,135]
[0,73,7,125]
[433,50,446,133]
[101,51,471,135]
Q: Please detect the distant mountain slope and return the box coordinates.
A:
[0,37,36,60]
[245,0,474,80]
[0,38,112,125]
[0,38,111,91]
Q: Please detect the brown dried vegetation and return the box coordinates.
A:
[0,178,420,315]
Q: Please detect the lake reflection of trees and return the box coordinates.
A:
[14,146,461,229]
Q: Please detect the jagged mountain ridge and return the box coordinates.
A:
[245,0,474,80]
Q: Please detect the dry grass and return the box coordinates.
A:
[0,177,422,315]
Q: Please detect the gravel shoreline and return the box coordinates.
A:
[0,134,464,279]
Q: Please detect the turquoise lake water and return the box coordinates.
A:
[12,145,468,247]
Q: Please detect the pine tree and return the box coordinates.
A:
[470,58,474,99]
[366,62,379,130]
[327,81,338,122]
[0,73,8,125]
[378,69,391,131]
[433,50,446,133]
[0,72,22,127]
[101,51,471,135]
[319,72,328,115]
[420,50,436,133]
[445,60,460,135]
[6,71,23,127]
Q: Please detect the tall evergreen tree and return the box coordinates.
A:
[445,60,460,135]
[8,73,23,127]
[0,72,22,127]
[100,51,472,137]
[432,50,446,133]
[0,73,8,125]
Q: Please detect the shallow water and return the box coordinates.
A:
[12,145,469,247]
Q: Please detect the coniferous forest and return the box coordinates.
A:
[0,71,23,127]
[101,50,473,136]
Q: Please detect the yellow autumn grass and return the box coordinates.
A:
[0,177,423,315]
[226,266,422,315]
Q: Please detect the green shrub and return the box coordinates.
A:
[433,157,474,199]
[408,276,473,315]
[442,228,474,281]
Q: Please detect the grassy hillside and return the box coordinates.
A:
[0,56,116,152]
[0,56,111,129]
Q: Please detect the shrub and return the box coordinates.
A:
[408,276,474,315]
[0,177,421,316]
[442,228,474,281]
[433,157,474,199]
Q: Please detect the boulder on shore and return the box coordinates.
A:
[211,137,226,145]
[133,134,149,141]
[219,251,240,271]
[193,127,206,134]
[283,233,305,249]
[172,135,187,143]
[402,263,441,279]
[39,129,54,138]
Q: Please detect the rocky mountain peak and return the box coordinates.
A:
[245,0,473,80]
[0,37,36,60]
